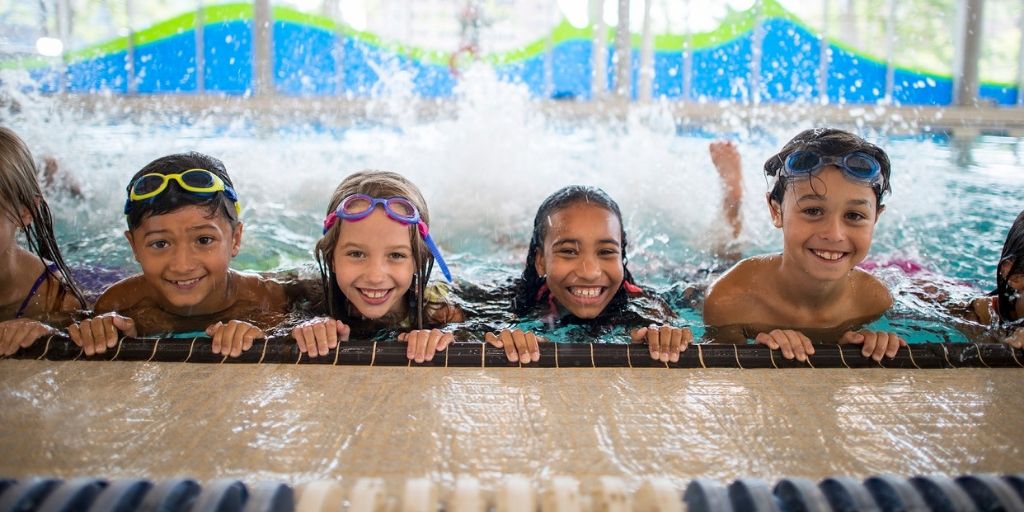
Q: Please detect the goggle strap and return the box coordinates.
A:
[323,212,338,235]
[419,222,452,283]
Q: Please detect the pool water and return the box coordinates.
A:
[9,71,1024,345]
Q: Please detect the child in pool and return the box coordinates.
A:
[0,127,88,355]
[67,152,289,357]
[484,185,693,364]
[291,170,463,362]
[703,128,905,361]
[960,208,1024,347]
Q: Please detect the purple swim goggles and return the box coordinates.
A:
[323,194,452,282]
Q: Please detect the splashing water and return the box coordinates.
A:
[3,67,1024,343]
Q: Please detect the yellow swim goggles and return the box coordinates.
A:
[124,168,241,216]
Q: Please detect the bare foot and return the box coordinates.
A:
[709,140,741,190]
[709,140,742,239]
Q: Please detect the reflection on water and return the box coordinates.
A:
[1,361,1020,486]
[4,70,1024,342]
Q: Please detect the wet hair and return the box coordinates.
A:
[993,208,1024,323]
[764,127,892,207]
[124,152,239,230]
[315,170,436,329]
[0,126,86,310]
[512,185,638,317]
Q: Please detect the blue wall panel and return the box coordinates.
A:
[67,53,129,93]
[691,37,752,101]
[653,51,683,99]
[759,19,821,102]
[18,14,1019,106]
[826,47,885,104]
[274,21,337,96]
[135,32,198,93]
[204,20,252,94]
[979,83,1017,106]
[892,70,951,106]
[550,40,591,99]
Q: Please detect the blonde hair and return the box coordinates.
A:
[0,126,86,310]
[316,170,435,329]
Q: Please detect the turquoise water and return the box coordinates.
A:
[10,77,1024,344]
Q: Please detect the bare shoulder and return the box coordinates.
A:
[94,275,151,314]
[968,296,991,324]
[850,268,894,317]
[235,270,287,296]
[231,270,289,316]
[704,256,775,325]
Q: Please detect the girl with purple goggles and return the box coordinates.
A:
[323,194,452,282]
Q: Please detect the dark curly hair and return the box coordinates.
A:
[764,128,892,206]
[124,152,239,230]
[512,185,638,317]
[993,208,1024,323]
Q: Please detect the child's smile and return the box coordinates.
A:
[535,203,624,319]
[127,205,241,314]
[333,208,414,320]
[773,166,880,283]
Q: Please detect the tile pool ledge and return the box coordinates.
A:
[39,94,1024,136]
[5,335,1023,369]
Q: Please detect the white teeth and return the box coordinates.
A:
[361,289,388,299]
[174,277,201,286]
[812,250,845,261]
[570,287,602,297]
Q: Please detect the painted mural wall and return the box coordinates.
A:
[5,1,1019,106]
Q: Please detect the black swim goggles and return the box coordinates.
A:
[782,151,884,188]
[124,168,241,216]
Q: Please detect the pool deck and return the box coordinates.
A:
[1,360,1020,489]
[49,94,1024,136]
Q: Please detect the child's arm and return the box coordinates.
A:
[753,329,815,361]
[292,318,351,358]
[205,320,265,358]
[1007,328,1024,349]
[394,282,466,362]
[397,329,453,363]
[67,313,138,356]
[630,325,693,363]
[67,283,138,356]
[838,330,906,361]
[836,273,905,361]
[0,319,56,356]
[484,329,544,364]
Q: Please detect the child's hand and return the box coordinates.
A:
[1005,328,1023,349]
[0,319,56,356]
[206,320,264,358]
[397,329,452,363]
[68,313,137,356]
[755,329,814,361]
[484,329,544,364]
[630,325,692,363]
[840,330,906,361]
[292,318,351,358]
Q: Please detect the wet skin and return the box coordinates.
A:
[332,207,414,321]
[534,203,624,320]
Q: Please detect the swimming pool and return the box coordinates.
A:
[2,70,1024,507]
[11,71,1024,343]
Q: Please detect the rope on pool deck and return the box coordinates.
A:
[1,473,1023,511]
[3,335,1024,368]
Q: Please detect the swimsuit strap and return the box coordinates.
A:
[15,263,59,319]
[992,295,1001,320]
